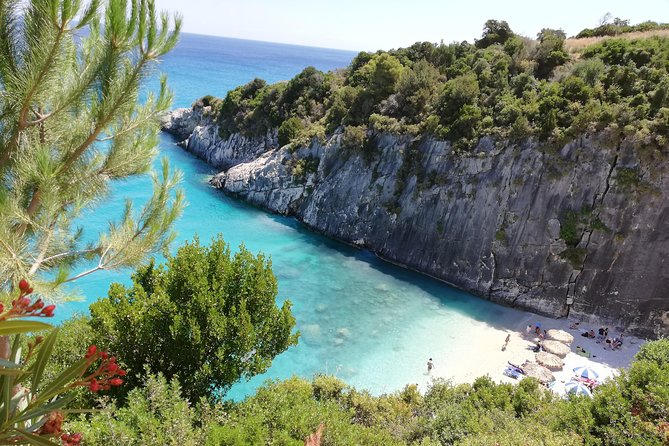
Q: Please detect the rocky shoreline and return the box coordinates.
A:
[162,105,669,338]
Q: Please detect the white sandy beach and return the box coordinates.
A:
[417,313,646,392]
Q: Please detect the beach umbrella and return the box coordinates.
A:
[522,362,554,384]
[536,351,564,371]
[547,380,566,396]
[546,329,574,345]
[573,366,599,380]
[542,340,571,358]
[565,380,593,397]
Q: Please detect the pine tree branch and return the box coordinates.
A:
[39,249,98,265]
[20,57,150,232]
[60,58,149,171]
[28,218,57,275]
[95,111,159,143]
[0,19,66,170]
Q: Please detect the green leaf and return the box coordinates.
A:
[0,321,52,336]
[33,357,88,404]
[2,368,11,423]
[12,429,57,446]
[30,328,59,391]
[14,394,74,423]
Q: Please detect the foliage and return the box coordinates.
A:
[476,20,514,49]
[202,19,669,157]
[635,338,669,365]
[0,0,184,291]
[67,373,208,446]
[89,236,299,402]
[278,117,304,147]
[342,125,368,151]
[206,377,406,446]
[52,339,669,446]
[576,19,669,38]
[0,281,126,446]
[26,315,96,409]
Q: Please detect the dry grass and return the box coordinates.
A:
[565,29,669,54]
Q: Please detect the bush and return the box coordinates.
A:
[89,236,299,401]
[342,125,368,151]
[67,373,207,446]
[278,116,304,147]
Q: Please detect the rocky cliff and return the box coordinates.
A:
[163,106,669,337]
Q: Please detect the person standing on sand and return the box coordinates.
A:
[503,334,511,351]
[427,358,434,374]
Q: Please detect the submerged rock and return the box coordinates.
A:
[162,107,669,338]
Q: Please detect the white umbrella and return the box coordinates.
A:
[565,380,593,397]
[547,380,566,395]
[547,329,574,344]
[573,366,599,380]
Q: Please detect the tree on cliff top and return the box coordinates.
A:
[89,235,299,401]
[0,0,184,292]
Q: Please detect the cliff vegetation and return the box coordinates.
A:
[200,20,669,154]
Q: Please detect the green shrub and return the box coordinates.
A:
[342,125,368,150]
[67,373,207,446]
[89,236,299,401]
[278,116,304,147]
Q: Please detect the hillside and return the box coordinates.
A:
[163,21,669,337]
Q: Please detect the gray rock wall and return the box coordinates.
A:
[163,108,669,337]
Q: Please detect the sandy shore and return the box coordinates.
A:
[418,313,647,392]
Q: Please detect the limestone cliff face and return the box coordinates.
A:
[163,106,669,337]
[161,106,278,169]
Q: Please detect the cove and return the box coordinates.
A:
[57,33,540,400]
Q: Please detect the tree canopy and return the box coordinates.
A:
[89,236,299,401]
[202,19,669,153]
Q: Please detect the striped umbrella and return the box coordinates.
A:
[565,380,593,397]
[547,380,566,395]
[573,366,599,380]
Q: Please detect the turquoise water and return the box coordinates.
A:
[59,33,534,399]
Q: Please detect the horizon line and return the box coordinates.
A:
[180,30,364,54]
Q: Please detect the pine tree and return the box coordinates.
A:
[0,0,184,292]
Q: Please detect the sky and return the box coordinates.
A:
[153,0,669,51]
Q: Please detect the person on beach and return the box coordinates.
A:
[427,358,434,374]
[526,325,532,335]
[502,334,511,351]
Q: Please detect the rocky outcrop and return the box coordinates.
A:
[161,107,278,169]
[163,107,669,337]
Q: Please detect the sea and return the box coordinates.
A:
[59,33,536,400]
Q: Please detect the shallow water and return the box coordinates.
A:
[58,33,537,400]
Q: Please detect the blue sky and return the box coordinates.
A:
[154,0,669,51]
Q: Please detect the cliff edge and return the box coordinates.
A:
[163,106,669,337]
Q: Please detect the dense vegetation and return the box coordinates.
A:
[62,335,669,445]
[89,236,298,401]
[202,20,669,153]
[576,18,669,38]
